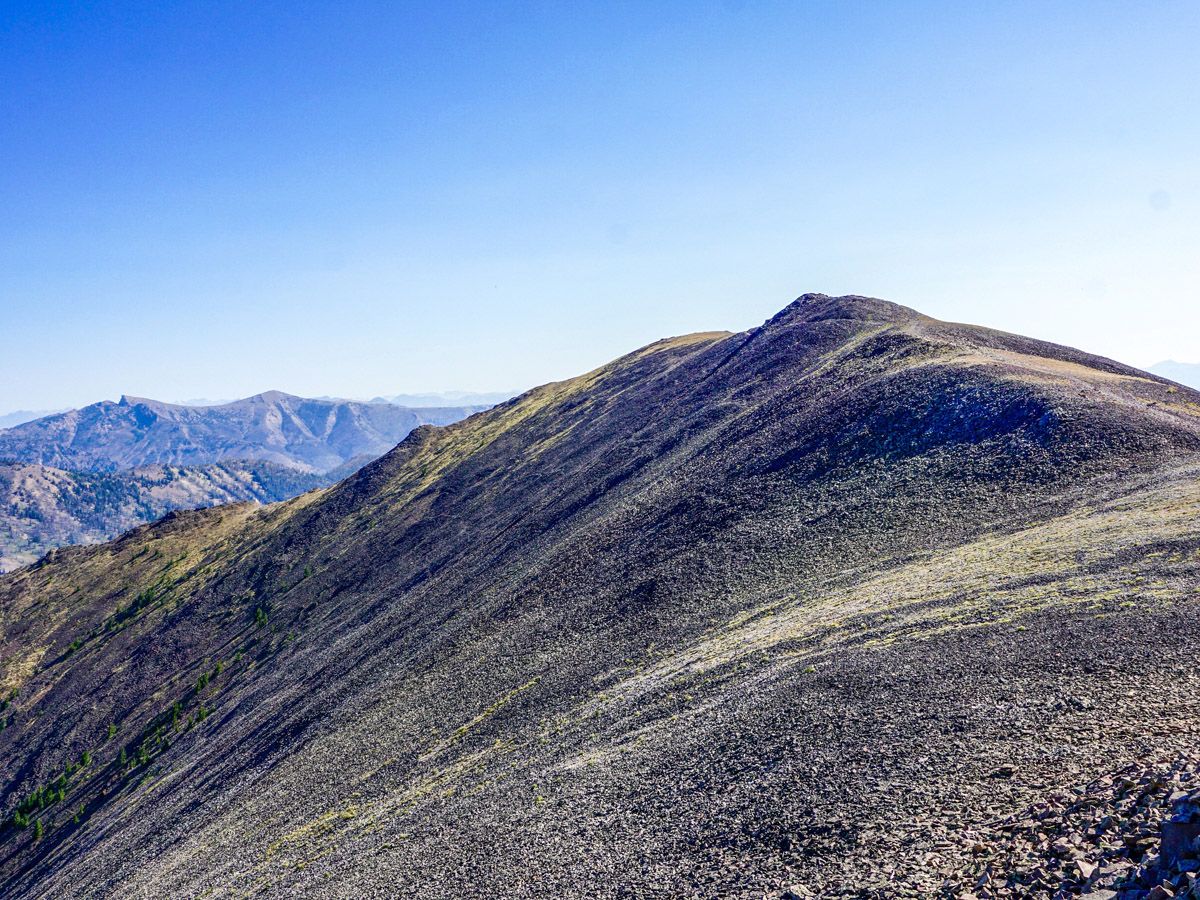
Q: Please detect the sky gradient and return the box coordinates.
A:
[2,1,1197,412]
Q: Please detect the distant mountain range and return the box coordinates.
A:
[0,460,329,573]
[1149,360,1200,390]
[0,410,67,430]
[0,391,488,474]
[370,390,516,407]
[0,391,491,569]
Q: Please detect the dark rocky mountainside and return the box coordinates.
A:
[0,391,486,474]
[0,461,330,573]
[1,295,1199,898]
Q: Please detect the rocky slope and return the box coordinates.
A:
[0,392,486,474]
[0,461,330,573]
[1,294,1199,898]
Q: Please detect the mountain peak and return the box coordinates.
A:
[242,390,296,404]
[764,292,927,329]
[116,394,182,411]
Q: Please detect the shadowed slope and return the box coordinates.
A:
[1,295,1199,898]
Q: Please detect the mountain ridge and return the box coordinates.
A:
[0,411,67,431]
[0,393,490,568]
[0,392,488,474]
[1,295,1198,897]
[0,459,333,573]
[370,389,517,408]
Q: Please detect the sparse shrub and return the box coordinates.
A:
[133,587,154,612]
[25,787,45,811]
[106,585,158,631]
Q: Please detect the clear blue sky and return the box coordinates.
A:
[1,1,1197,411]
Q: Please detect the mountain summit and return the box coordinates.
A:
[1,296,1198,897]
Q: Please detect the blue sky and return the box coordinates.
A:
[1,1,1197,411]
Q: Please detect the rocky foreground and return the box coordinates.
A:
[970,748,1200,899]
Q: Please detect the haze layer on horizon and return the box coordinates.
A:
[1,1,1197,411]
